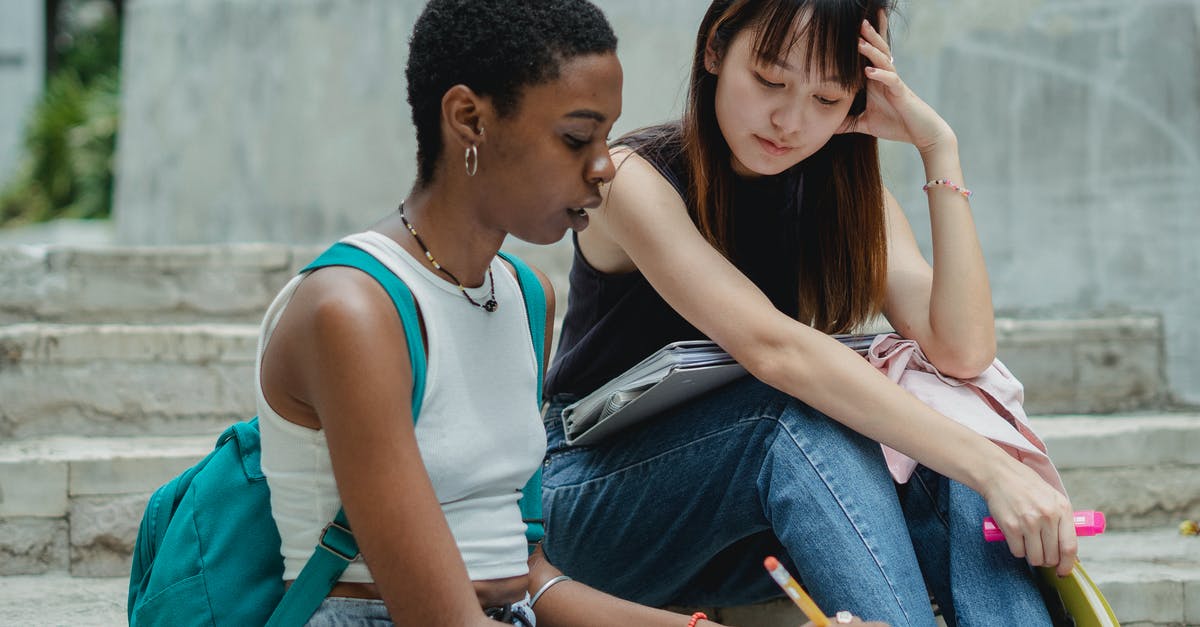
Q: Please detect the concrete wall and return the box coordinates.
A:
[112,0,1200,402]
[880,0,1200,404]
[113,0,706,245]
[0,0,44,187]
[113,0,421,244]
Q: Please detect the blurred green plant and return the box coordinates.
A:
[0,5,120,227]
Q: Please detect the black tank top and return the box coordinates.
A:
[544,124,805,398]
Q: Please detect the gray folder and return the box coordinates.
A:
[562,335,877,446]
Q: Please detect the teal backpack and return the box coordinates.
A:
[127,242,547,626]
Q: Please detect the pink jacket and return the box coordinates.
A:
[866,333,1067,495]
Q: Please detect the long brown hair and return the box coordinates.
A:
[681,0,891,334]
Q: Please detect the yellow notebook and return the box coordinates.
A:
[1039,561,1120,627]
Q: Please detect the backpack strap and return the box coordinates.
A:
[497,251,547,548]
[268,244,549,624]
[296,242,429,415]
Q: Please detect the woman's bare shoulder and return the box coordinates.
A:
[605,147,686,215]
[579,148,690,274]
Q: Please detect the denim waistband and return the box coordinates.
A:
[306,595,536,626]
[544,394,579,412]
[542,394,579,455]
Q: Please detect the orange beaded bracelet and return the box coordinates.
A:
[687,611,708,627]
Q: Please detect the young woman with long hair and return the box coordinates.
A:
[540,1,1073,624]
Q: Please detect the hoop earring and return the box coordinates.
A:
[465,144,478,177]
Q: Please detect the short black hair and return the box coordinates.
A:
[406,0,618,185]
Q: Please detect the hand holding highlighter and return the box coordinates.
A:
[983,510,1106,542]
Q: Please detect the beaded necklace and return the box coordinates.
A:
[398,202,498,313]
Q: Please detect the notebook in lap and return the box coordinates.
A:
[562,334,876,446]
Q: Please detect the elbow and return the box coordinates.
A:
[920,316,997,379]
[740,346,784,387]
[930,339,996,380]
[733,327,817,396]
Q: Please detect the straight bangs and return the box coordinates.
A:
[751,0,869,93]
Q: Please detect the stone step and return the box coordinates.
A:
[0,434,214,577]
[0,238,570,325]
[1032,413,1200,530]
[0,574,127,626]
[0,314,1170,440]
[0,243,321,325]
[2,414,1196,579]
[0,323,256,439]
[996,316,1170,414]
[1079,528,1200,627]
[0,527,1195,626]
[1,240,1173,409]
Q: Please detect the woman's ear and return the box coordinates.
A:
[849,87,868,116]
[441,84,488,148]
[703,34,722,74]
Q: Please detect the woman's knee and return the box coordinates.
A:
[769,394,881,458]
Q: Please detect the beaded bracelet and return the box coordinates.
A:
[687,611,708,627]
[922,178,973,199]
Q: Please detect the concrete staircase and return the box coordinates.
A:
[1,239,1197,626]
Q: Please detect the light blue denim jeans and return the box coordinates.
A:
[541,378,1052,627]
[305,595,535,626]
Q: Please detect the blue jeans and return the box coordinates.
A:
[305,596,535,626]
[541,378,1051,627]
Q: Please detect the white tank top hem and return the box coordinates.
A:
[258,231,546,583]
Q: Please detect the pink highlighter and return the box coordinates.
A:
[983,510,1106,542]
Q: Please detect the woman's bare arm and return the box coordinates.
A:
[851,15,996,377]
[275,268,502,626]
[881,154,996,378]
[527,546,724,627]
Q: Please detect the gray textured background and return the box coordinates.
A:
[110,0,1200,402]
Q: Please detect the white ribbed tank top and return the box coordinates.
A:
[258,231,545,582]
